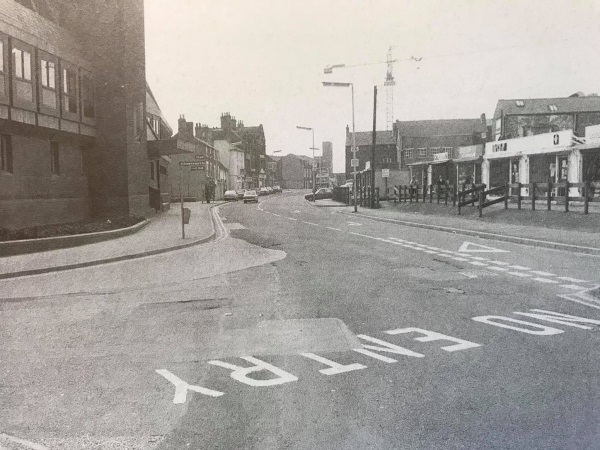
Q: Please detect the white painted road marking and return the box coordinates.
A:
[558,276,588,283]
[326,227,342,231]
[156,369,224,403]
[384,328,481,352]
[300,353,367,375]
[347,222,362,226]
[353,334,424,363]
[0,434,49,450]
[208,356,299,387]
[472,316,564,335]
[533,277,559,284]
[530,270,557,277]
[458,241,509,253]
[303,221,320,226]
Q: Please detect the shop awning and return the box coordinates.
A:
[429,158,453,165]
[454,156,482,164]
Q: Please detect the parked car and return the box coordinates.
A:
[305,188,333,200]
[266,187,273,194]
[258,187,269,196]
[243,190,259,203]
[224,190,238,201]
[273,185,282,193]
[236,189,246,199]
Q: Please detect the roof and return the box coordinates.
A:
[494,96,600,118]
[395,119,485,137]
[345,130,395,147]
[145,83,173,134]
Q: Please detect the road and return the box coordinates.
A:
[1,191,600,449]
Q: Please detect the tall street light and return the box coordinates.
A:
[322,81,357,212]
[296,125,316,201]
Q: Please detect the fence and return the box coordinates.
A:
[333,186,351,205]
[393,183,460,206]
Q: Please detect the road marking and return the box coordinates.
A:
[292,210,301,213]
[509,265,531,270]
[353,334,424,363]
[508,271,532,277]
[287,217,298,221]
[472,316,564,335]
[558,287,600,310]
[451,257,470,262]
[468,261,488,266]
[272,213,281,217]
[487,261,511,266]
[300,353,367,375]
[458,241,509,253]
[530,270,556,277]
[347,222,362,226]
[326,226,342,231]
[303,221,319,226]
[470,257,490,261]
[350,232,379,240]
[384,328,481,352]
[558,276,588,283]
[156,369,224,403]
[513,309,600,330]
[533,277,559,284]
[487,266,509,272]
[560,284,588,290]
[208,356,298,387]
[0,434,49,450]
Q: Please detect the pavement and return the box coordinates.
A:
[0,201,220,279]
[310,198,600,255]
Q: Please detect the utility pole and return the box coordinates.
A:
[371,85,377,208]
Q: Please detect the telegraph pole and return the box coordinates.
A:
[371,85,377,208]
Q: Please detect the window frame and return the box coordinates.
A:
[80,70,95,122]
[0,33,7,103]
[50,141,60,175]
[404,148,414,159]
[11,39,36,109]
[1,134,12,173]
[60,60,79,120]
[38,50,59,115]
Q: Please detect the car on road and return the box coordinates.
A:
[258,187,269,196]
[243,190,259,203]
[266,187,273,194]
[224,190,238,201]
[273,185,282,193]
[236,189,246,199]
[305,188,333,200]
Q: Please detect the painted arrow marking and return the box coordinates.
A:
[458,241,509,253]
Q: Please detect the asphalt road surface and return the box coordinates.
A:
[1,191,600,450]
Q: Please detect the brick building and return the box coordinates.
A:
[277,153,314,189]
[0,0,167,228]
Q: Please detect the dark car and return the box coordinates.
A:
[305,188,333,201]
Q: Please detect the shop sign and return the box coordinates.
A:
[585,124,600,144]
[433,152,449,161]
[485,130,572,157]
[455,144,483,159]
[177,140,197,153]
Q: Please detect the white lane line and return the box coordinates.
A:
[272,213,281,217]
[487,266,509,272]
[558,276,588,283]
[487,261,511,266]
[287,217,298,221]
[0,434,49,450]
[451,257,471,262]
[533,277,559,284]
[303,221,319,226]
[530,270,557,277]
[423,250,439,254]
[470,257,490,261]
[560,284,588,290]
[350,232,379,240]
[508,271,532,277]
[509,265,531,270]
[468,261,488,266]
[326,227,342,231]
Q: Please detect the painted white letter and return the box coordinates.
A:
[156,369,224,404]
[472,316,564,335]
[384,327,481,352]
[207,356,298,387]
[300,353,367,375]
[353,334,424,363]
[514,309,600,330]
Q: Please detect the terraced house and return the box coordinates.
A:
[0,0,174,229]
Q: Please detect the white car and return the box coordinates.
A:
[224,190,238,201]
[243,190,259,203]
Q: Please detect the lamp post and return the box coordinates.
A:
[322,81,357,212]
[296,125,316,201]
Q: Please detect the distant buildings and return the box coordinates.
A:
[277,154,314,189]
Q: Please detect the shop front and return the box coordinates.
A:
[454,144,483,187]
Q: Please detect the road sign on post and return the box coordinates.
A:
[382,169,390,178]
[180,161,205,167]
[351,158,359,167]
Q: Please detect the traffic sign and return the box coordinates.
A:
[190,167,205,171]
[351,158,359,167]
[194,155,207,160]
[382,169,390,178]
[180,161,205,166]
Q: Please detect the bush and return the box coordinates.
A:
[0,216,145,242]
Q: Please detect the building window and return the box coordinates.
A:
[404,148,414,159]
[548,104,558,112]
[40,59,55,88]
[62,68,77,113]
[1,134,12,173]
[12,48,31,80]
[149,115,160,136]
[441,147,453,153]
[417,148,427,158]
[81,73,95,118]
[382,157,392,163]
[150,161,155,180]
[50,142,59,174]
[0,41,4,73]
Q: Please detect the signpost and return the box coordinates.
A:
[351,158,359,167]
[382,169,389,200]
[178,161,207,239]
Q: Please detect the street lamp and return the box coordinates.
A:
[296,125,317,201]
[322,81,357,212]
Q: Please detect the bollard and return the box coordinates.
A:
[547,181,552,211]
[478,190,483,217]
[531,182,536,211]
[565,181,569,213]
[584,181,590,215]
[517,182,522,210]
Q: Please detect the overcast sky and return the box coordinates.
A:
[145,0,600,173]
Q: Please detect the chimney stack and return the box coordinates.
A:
[178,114,187,134]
